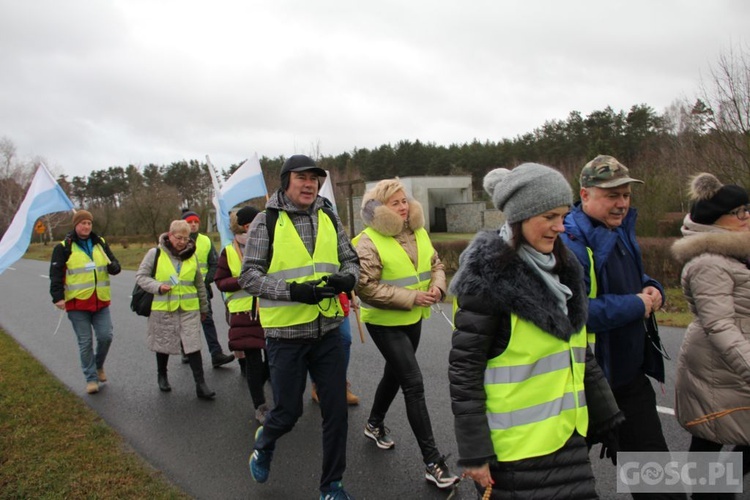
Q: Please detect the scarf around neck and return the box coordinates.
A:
[499,222,572,314]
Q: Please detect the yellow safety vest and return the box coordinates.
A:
[259,210,343,327]
[224,243,255,313]
[151,251,200,312]
[63,240,111,302]
[194,233,211,278]
[353,227,433,326]
[486,313,588,462]
[586,247,597,347]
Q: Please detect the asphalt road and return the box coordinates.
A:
[1,258,746,499]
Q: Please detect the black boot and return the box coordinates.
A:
[238,357,247,377]
[188,351,215,400]
[211,352,235,368]
[180,345,189,364]
[158,373,171,392]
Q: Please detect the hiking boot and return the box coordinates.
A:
[346,381,359,406]
[255,403,269,425]
[97,368,107,382]
[425,456,459,489]
[364,422,394,450]
[86,381,99,394]
[249,427,272,483]
[158,373,171,392]
[320,481,354,500]
[212,352,235,368]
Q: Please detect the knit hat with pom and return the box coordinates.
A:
[689,173,749,225]
[484,163,573,224]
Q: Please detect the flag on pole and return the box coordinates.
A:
[207,154,268,247]
[0,163,75,274]
[318,170,337,211]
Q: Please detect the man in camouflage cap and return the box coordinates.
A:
[561,156,680,499]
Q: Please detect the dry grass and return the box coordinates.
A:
[0,329,189,499]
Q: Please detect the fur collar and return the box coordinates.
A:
[671,230,750,264]
[159,233,197,261]
[449,230,588,340]
[361,198,426,237]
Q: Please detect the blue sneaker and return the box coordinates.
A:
[320,481,354,499]
[249,426,272,483]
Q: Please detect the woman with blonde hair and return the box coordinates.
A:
[136,219,215,399]
[354,178,458,489]
[672,173,750,491]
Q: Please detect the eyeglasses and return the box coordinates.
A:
[170,234,190,242]
[727,205,750,219]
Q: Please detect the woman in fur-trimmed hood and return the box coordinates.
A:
[353,178,458,489]
[449,164,622,499]
[672,173,750,460]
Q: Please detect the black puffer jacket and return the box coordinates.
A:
[448,230,621,498]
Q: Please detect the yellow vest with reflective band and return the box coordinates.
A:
[586,247,597,347]
[151,251,200,312]
[259,210,343,327]
[485,313,588,462]
[353,227,433,326]
[194,233,211,278]
[63,240,111,302]
[224,243,255,313]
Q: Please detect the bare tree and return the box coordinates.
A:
[696,42,750,181]
[0,137,35,237]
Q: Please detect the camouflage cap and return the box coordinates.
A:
[580,155,644,188]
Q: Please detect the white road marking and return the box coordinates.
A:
[657,405,675,416]
[40,274,49,278]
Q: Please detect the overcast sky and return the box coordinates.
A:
[1,0,747,179]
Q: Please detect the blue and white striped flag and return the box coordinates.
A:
[0,163,74,274]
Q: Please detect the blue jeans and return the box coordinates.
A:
[258,327,348,493]
[68,308,113,383]
[339,316,352,371]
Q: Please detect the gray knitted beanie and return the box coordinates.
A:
[484,163,573,223]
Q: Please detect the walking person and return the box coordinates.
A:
[49,210,121,394]
[135,220,215,400]
[671,173,750,497]
[561,155,684,499]
[449,164,622,499]
[214,206,271,424]
[181,209,235,368]
[353,178,459,489]
[239,154,359,500]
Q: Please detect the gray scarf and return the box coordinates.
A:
[499,222,572,314]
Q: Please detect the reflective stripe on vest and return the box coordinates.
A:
[224,243,254,313]
[259,210,343,327]
[485,313,588,462]
[195,233,211,277]
[151,252,200,312]
[63,241,111,302]
[354,227,433,326]
[586,246,597,347]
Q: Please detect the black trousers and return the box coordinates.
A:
[366,320,441,465]
[613,372,686,500]
[243,348,270,408]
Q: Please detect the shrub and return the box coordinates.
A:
[433,239,469,274]
[639,237,681,288]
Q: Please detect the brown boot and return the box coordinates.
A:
[346,381,360,406]
[311,383,319,403]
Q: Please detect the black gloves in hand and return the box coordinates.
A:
[289,281,336,305]
[324,273,355,294]
[599,429,620,465]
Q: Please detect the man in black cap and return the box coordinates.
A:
[239,155,359,499]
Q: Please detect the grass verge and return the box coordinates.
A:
[0,329,189,499]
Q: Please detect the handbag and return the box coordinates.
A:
[130,248,160,317]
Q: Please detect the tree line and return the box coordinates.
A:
[2,44,748,242]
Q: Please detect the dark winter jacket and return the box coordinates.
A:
[449,230,621,498]
[214,245,265,351]
[49,230,121,311]
[561,203,665,387]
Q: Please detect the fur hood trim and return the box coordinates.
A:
[449,230,587,340]
[671,230,750,264]
[361,197,426,236]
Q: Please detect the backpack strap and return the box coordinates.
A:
[151,248,160,278]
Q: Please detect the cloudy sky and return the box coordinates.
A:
[1,0,747,178]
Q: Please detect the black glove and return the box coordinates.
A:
[289,281,336,305]
[324,273,356,294]
[599,429,620,465]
